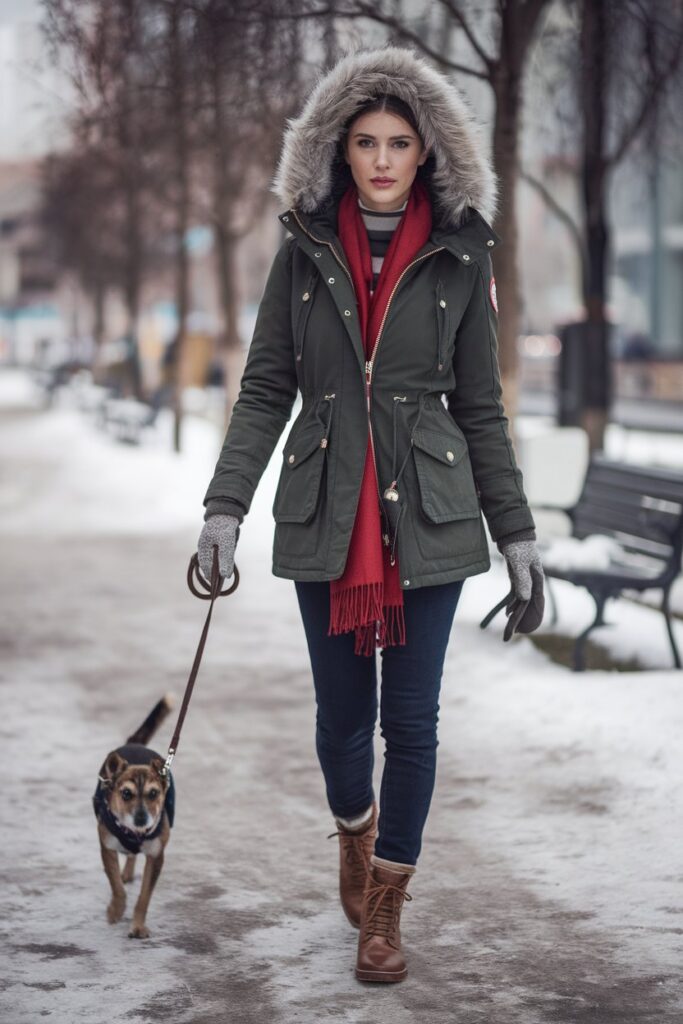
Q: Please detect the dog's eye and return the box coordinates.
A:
[147,789,159,800]
[121,789,134,801]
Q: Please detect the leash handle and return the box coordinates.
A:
[160,546,239,777]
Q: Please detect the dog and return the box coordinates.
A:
[93,695,176,938]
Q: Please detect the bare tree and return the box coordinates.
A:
[523,0,683,449]
[42,0,166,398]
[41,148,114,352]
[192,0,307,430]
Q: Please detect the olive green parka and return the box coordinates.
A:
[203,47,536,590]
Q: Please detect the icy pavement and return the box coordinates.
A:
[1,369,683,1023]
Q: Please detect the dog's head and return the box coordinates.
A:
[98,751,169,834]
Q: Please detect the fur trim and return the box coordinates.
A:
[335,803,375,830]
[271,45,498,229]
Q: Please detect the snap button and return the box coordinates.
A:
[462,254,470,261]
[282,215,289,222]
[439,299,446,308]
[344,309,351,317]
[446,450,454,462]
[486,239,494,246]
[314,251,322,258]
[288,454,295,464]
[403,579,410,586]
[302,291,310,301]
[328,277,335,284]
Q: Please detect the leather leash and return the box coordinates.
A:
[160,545,239,778]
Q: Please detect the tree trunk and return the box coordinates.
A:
[491,59,523,446]
[579,0,610,451]
[169,0,191,454]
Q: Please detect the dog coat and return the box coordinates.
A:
[92,743,176,855]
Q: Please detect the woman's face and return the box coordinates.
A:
[343,109,429,212]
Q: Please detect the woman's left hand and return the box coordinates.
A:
[499,539,545,641]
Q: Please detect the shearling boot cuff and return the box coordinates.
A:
[370,853,417,876]
[335,803,374,831]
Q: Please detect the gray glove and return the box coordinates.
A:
[500,538,545,641]
[197,514,240,582]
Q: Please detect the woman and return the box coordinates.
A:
[197,46,545,983]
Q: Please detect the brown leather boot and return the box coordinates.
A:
[355,853,415,983]
[326,801,377,928]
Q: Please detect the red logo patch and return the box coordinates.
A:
[489,276,498,313]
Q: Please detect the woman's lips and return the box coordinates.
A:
[370,178,396,189]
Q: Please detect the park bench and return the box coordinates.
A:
[481,454,683,671]
[102,395,161,445]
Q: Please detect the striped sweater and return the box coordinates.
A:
[357,196,407,294]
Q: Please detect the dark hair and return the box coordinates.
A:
[328,93,435,205]
[343,94,424,146]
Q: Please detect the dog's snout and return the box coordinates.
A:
[134,809,148,828]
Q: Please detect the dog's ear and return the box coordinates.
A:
[98,751,128,786]
[149,756,169,788]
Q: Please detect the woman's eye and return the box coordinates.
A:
[357,139,410,149]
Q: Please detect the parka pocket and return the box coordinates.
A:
[293,270,319,363]
[411,426,480,522]
[272,396,334,523]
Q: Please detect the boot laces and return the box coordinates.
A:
[327,827,373,883]
[364,879,413,947]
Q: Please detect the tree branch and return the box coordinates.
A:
[607,14,683,167]
[520,167,586,274]
[435,0,495,72]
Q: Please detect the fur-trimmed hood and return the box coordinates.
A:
[271,46,498,231]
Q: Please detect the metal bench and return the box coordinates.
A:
[482,455,683,671]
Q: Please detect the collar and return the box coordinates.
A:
[92,774,175,855]
[281,191,502,267]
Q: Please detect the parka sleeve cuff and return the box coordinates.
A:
[203,498,246,523]
[495,527,537,554]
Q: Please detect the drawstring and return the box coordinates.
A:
[381,394,427,565]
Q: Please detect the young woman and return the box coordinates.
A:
[197,46,545,983]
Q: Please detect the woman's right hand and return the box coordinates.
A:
[197,514,240,582]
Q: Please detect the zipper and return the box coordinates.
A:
[295,270,318,362]
[288,207,445,566]
[365,247,446,556]
[320,392,336,447]
[435,278,449,372]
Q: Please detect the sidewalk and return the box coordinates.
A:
[2,372,683,1023]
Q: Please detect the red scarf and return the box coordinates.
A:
[328,178,432,656]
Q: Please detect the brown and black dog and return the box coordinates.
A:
[93,695,175,938]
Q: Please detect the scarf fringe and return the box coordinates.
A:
[329,581,407,657]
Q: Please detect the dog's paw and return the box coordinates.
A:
[121,862,136,884]
[128,923,150,939]
[107,898,126,924]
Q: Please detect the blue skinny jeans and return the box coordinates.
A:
[294,578,465,866]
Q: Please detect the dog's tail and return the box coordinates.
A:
[126,694,175,746]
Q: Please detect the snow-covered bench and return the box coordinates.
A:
[103,397,160,445]
[534,455,683,671]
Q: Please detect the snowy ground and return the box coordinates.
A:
[2,367,683,1023]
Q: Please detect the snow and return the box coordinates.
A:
[542,533,626,571]
[2,365,683,1023]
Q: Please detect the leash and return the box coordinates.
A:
[159,546,239,779]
